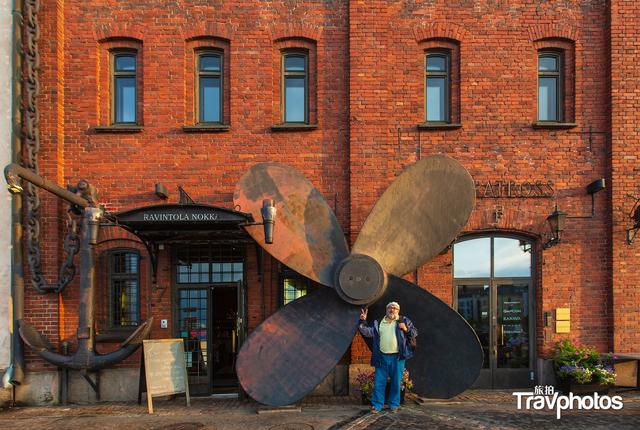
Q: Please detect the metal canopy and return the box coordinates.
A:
[111,203,254,282]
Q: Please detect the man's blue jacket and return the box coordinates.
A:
[358,316,418,367]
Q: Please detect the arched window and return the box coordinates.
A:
[282,51,308,123]
[197,51,223,124]
[108,249,140,327]
[453,235,534,388]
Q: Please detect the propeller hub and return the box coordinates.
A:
[335,254,387,305]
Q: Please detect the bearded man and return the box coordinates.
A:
[359,302,418,413]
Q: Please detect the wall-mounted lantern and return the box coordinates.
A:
[543,206,567,249]
[543,179,605,250]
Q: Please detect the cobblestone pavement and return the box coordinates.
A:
[0,391,638,429]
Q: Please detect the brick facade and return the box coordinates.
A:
[18,0,639,393]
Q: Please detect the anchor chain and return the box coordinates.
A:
[23,0,80,293]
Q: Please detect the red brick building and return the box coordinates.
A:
[6,0,640,403]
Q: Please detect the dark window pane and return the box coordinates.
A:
[426,77,446,121]
[200,55,221,72]
[538,77,558,121]
[285,77,305,122]
[456,284,490,368]
[426,55,446,72]
[200,77,221,122]
[115,55,136,72]
[115,77,136,123]
[453,238,491,278]
[110,251,139,327]
[538,56,558,72]
[284,56,305,72]
[427,55,447,72]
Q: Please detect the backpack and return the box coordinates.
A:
[400,316,417,350]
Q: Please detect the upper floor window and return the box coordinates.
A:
[538,52,562,122]
[112,52,137,124]
[425,52,450,122]
[282,52,308,123]
[109,249,140,327]
[197,52,223,124]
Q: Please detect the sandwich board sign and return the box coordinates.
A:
[138,338,191,413]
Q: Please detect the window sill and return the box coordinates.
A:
[183,124,230,133]
[95,327,138,342]
[532,122,577,129]
[417,122,462,130]
[94,125,143,133]
[271,123,318,132]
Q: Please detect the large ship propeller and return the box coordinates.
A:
[234,155,482,406]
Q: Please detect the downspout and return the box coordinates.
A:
[2,0,25,388]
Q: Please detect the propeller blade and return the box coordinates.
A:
[234,162,349,287]
[365,275,483,399]
[236,288,360,406]
[352,155,475,277]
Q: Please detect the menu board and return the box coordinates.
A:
[141,339,191,413]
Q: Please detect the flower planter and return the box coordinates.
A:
[557,380,613,395]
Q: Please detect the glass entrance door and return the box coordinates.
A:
[495,282,531,387]
[174,244,245,395]
[453,236,534,388]
[456,284,491,387]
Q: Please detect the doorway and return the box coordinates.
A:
[453,235,535,388]
[174,244,246,395]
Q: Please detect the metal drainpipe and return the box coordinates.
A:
[2,0,25,390]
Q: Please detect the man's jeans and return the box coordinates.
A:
[371,353,405,410]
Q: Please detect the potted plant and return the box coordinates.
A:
[355,368,413,405]
[553,339,616,394]
[355,369,375,404]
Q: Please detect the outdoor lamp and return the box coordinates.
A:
[261,199,277,244]
[543,205,567,249]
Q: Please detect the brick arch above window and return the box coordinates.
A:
[465,206,547,239]
[269,23,322,43]
[94,24,144,43]
[182,22,234,42]
[413,22,467,44]
[528,24,578,44]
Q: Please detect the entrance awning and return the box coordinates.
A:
[110,203,255,282]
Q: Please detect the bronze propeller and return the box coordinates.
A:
[234,155,482,406]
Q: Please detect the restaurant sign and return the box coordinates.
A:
[114,203,252,225]
[475,180,555,198]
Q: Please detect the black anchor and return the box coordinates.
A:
[5,164,152,380]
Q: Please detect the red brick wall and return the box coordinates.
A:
[27,0,635,375]
[348,0,611,363]
[26,0,349,371]
[611,0,640,353]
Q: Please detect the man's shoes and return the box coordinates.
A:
[370,407,380,414]
[389,407,399,413]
